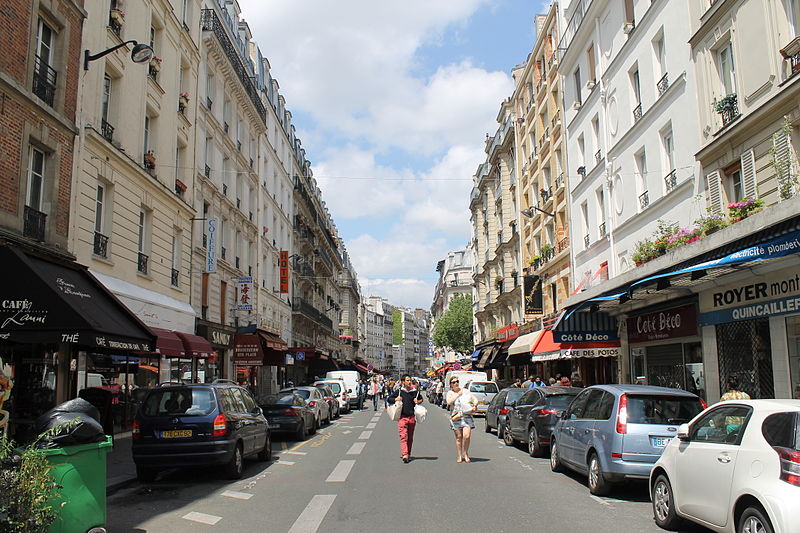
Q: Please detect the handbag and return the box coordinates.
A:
[414,391,427,423]
[387,392,403,421]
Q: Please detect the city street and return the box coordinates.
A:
[107,405,709,533]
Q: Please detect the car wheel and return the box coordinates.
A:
[502,422,515,446]
[588,453,611,496]
[550,440,564,473]
[295,420,306,441]
[738,506,774,533]
[136,465,158,483]
[652,474,684,531]
[258,432,272,461]
[225,443,244,479]
[528,426,542,457]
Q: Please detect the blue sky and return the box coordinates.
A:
[239,0,548,309]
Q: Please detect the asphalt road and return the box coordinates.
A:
[107,403,712,532]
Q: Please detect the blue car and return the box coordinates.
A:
[549,384,705,496]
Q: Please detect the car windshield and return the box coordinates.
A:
[142,388,216,416]
[315,386,331,396]
[292,389,311,400]
[627,395,703,425]
[469,382,498,393]
[506,389,525,403]
[323,382,341,394]
[546,394,578,409]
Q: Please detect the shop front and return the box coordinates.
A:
[0,245,154,440]
[530,329,620,386]
[626,302,704,399]
[234,329,287,400]
[196,321,235,383]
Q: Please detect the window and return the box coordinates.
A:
[27,147,45,211]
[581,202,589,247]
[573,68,582,105]
[653,34,666,77]
[662,129,675,171]
[631,67,641,105]
[95,185,105,234]
[578,135,586,168]
[636,149,648,194]
[33,19,57,106]
[596,186,606,228]
[591,116,600,157]
[182,0,190,24]
[171,233,180,282]
[718,41,736,96]
[690,406,752,444]
[786,316,800,399]
[624,0,635,24]
[587,44,596,83]
[137,211,146,253]
[789,0,800,35]
[565,389,592,419]
[143,115,152,154]
[101,75,112,131]
[723,162,744,203]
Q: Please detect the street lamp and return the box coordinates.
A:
[521,206,555,218]
[84,40,154,70]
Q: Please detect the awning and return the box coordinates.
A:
[0,246,154,351]
[234,334,263,366]
[175,331,213,358]
[491,340,515,367]
[508,330,545,355]
[530,330,621,362]
[475,346,496,369]
[470,348,482,362]
[289,347,328,360]
[258,330,287,351]
[147,327,185,357]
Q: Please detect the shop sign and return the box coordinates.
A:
[524,275,543,314]
[236,277,253,311]
[627,304,698,344]
[700,294,800,325]
[295,351,305,360]
[285,353,295,365]
[553,330,618,343]
[700,266,800,312]
[279,251,289,293]
[497,323,519,342]
[209,329,232,347]
[561,347,621,358]
[206,218,217,273]
[233,334,263,366]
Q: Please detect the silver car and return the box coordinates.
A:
[467,381,499,416]
[550,384,705,496]
[280,387,332,427]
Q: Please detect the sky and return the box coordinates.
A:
[238,0,548,309]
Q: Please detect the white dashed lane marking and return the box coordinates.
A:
[342,430,352,434]
[366,422,376,429]
[182,512,222,525]
[285,451,307,455]
[358,431,372,440]
[287,495,337,533]
[346,442,366,455]
[222,490,253,500]
[276,460,296,465]
[326,460,356,482]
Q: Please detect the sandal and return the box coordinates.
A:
[463,457,471,463]
[456,458,463,463]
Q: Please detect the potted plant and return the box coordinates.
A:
[495,276,504,288]
[143,150,156,170]
[694,212,728,236]
[510,269,518,278]
[712,94,738,114]
[631,239,656,266]
[175,178,187,195]
[728,197,764,222]
[110,8,125,25]
[540,243,554,259]
[179,91,190,107]
[149,56,162,72]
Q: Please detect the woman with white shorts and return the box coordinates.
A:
[446,378,477,463]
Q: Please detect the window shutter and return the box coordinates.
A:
[740,149,757,199]
[706,170,723,213]
[773,130,792,200]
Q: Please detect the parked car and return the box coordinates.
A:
[485,387,527,437]
[280,386,331,427]
[325,371,361,409]
[314,379,350,414]
[314,384,340,419]
[260,392,317,441]
[650,399,800,533]
[549,384,705,496]
[466,381,499,416]
[132,383,271,482]
[503,386,581,457]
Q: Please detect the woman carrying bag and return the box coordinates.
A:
[446,377,477,463]
[387,375,424,463]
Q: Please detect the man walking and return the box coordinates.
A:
[368,376,382,411]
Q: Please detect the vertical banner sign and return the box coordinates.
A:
[206,218,217,273]
[237,277,253,310]
[524,275,543,314]
[279,251,289,293]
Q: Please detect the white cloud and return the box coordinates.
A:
[347,234,449,279]
[360,278,434,310]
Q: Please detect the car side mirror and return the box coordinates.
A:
[556,410,565,418]
[252,406,263,416]
[509,401,517,407]
[677,423,690,441]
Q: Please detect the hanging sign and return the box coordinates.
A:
[206,218,217,273]
[627,304,698,343]
[237,277,253,311]
[279,251,289,293]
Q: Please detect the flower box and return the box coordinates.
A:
[110,9,125,25]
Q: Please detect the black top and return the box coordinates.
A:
[388,388,422,417]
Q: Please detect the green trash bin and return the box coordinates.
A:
[42,435,113,533]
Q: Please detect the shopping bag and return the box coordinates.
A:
[414,404,427,423]
[387,397,403,421]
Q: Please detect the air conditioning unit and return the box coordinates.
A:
[623,22,635,34]
[586,80,596,90]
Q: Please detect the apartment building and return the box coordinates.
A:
[430,247,473,323]
[336,249,362,362]
[513,4,571,329]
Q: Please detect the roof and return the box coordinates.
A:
[589,384,700,397]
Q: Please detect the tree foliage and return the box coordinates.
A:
[432,293,474,354]
[391,309,404,345]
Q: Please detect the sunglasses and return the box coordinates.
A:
[450,381,459,385]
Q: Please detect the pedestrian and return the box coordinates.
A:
[548,377,557,386]
[368,376,382,411]
[384,379,395,409]
[434,378,444,406]
[560,376,572,387]
[512,378,522,388]
[522,375,534,388]
[446,377,477,463]
[388,375,424,463]
[531,376,546,388]
[720,375,750,401]
[358,379,368,409]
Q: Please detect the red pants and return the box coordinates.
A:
[397,416,417,457]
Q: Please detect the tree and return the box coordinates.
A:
[392,309,404,345]
[432,293,474,354]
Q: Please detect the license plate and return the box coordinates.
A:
[478,401,485,405]
[651,436,671,448]
[162,430,192,438]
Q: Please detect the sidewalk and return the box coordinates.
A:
[106,431,137,491]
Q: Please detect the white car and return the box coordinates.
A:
[314,379,350,413]
[650,399,800,533]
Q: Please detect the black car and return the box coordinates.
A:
[485,387,527,437]
[503,386,581,456]
[314,384,340,420]
[132,384,271,482]
[260,392,317,440]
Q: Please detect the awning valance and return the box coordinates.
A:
[175,331,213,358]
[0,246,154,351]
[258,330,287,351]
[148,327,185,357]
[508,330,545,355]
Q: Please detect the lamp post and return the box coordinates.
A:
[84,40,154,70]
[520,206,555,218]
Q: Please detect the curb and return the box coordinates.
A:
[107,475,137,494]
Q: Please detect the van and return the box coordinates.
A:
[325,371,361,409]
[444,371,488,401]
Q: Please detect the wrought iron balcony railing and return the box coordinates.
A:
[555,172,565,189]
[557,237,569,253]
[137,252,149,274]
[584,234,590,248]
[657,73,669,96]
[221,246,226,259]
[23,205,46,241]
[633,103,643,122]
[599,221,606,237]
[639,190,650,210]
[664,169,678,193]
[204,164,211,178]
[33,55,57,107]
[171,268,179,286]
[101,119,114,142]
[93,231,109,258]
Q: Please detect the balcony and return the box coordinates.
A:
[204,164,211,179]
[639,190,650,210]
[556,236,569,253]
[293,257,315,278]
[171,268,179,287]
[137,252,149,274]
[32,56,57,107]
[235,256,240,269]
[23,205,46,241]
[540,187,553,204]
[236,198,241,209]
[206,97,213,109]
[664,169,678,193]
[599,221,607,237]
[221,246,226,260]
[223,122,229,134]
[101,119,114,142]
[714,94,740,128]
[201,9,267,125]
[222,183,228,196]
[93,231,109,258]
[555,173,565,190]
[237,140,241,151]
[657,73,669,96]
[595,150,603,164]
[292,297,333,331]
[108,14,122,37]
[633,103,643,122]
[584,234,590,248]
[496,230,504,246]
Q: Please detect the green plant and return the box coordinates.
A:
[771,118,797,200]
[0,420,79,533]
[694,212,729,236]
[540,243,554,258]
[713,93,737,113]
[728,197,764,221]
[631,239,657,265]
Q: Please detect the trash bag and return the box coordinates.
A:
[34,398,106,448]
[79,387,115,437]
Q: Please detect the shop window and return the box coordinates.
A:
[640,343,705,399]
[716,318,774,399]
[786,315,800,399]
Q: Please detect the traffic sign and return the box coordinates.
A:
[453,364,462,370]
[367,364,374,371]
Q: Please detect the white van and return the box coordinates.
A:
[443,370,488,399]
[325,371,362,409]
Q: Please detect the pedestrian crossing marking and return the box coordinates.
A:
[288,495,337,533]
[346,442,366,455]
[276,460,296,465]
[365,422,376,429]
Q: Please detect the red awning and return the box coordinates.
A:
[258,330,287,351]
[148,327,185,357]
[175,331,213,358]
[531,330,561,354]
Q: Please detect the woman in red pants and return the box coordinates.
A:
[388,375,424,463]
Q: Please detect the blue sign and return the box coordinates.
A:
[553,330,619,343]
[699,294,800,325]
[295,351,305,360]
